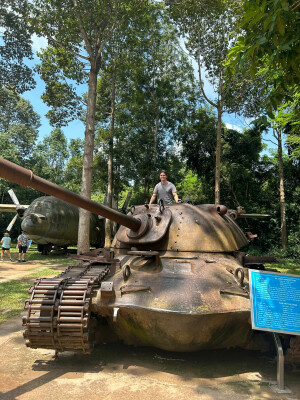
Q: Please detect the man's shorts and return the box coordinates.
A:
[2,247,10,251]
[19,246,28,253]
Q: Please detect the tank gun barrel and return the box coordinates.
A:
[0,158,141,232]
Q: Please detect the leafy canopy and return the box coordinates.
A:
[0,0,35,96]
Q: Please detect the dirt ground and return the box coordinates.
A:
[0,260,299,400]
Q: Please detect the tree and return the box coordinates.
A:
[256,100,299,251]
[29,0,148,253]
[167,0,247,204]
[226,0,299,250]
[0,89,40,164]
[64,138,84,193]
[228,0,300,104]
[32,128,69,185]
[177,106,265,207]
[0,0,35,97]
[176,106,217,202]
[113,7,196,198]
[94,3,196,218]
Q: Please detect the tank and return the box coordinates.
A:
[0,158,299,361]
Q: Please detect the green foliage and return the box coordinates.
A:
[176,170,206,203]
[0,90,41,237]
[167,0,248,107]
[29,0,153,126]
[35,46,86,126]
[228,0,299,86]
[221,125,264,206]
[0,89,40,162]
[228,0,300,112]
[0,0,35,95]
[64,138,84,193]
[177,106,217,175]
[32,128,69,184]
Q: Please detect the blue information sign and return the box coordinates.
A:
[249,270,300,335]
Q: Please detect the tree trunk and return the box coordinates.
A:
[215,102,222,205]
[104,75,116,247]
[196,52,223,204]
[115,165,120,210]
[77,68,97,254]
[153,113,159,168]
[276,127,287,250]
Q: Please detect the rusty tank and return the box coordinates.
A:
[0,157,299,360]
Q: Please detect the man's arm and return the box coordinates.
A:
[173,192,179,203]
[149,193,157,205]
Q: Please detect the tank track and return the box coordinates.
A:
[22,264,110,353]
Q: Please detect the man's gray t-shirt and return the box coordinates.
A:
[153,181,176,205]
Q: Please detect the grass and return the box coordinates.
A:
[0,243,78,323]
[0,267,61,323]
[265,258,300,275]
[7,242,78,264]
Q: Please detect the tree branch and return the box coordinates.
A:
[72,0,95,65]
[290,0,300,11]
[196,51,217,108]
[263,137,277,146]
[95,0,146,62]
[46,35,90,62]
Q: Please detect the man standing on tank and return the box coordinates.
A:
[149,170,179,205]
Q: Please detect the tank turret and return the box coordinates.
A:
[0,158,281,355]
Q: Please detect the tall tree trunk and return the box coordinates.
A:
[196,52,223,204]
[77,68,97,254]
[104,75,116,247]
[115,165,120,210]
[276,127,287,250]
[153,113,159,168]
[215,102,222,205]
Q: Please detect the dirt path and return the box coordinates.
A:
[0,314,299,400]
[0,260,62,283]
[0,262,299,400]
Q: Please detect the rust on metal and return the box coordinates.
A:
[127,250,160,266]
[22,263,110,352]
[243,255,277,264]
[120,284,151,295]
[68,254,120,265]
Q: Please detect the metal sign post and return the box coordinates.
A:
[249,270,300,394]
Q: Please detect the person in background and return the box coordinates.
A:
[17,230,29,262]
[1,232,13,262]
[149,170,179,205]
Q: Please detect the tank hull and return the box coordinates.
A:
[91,252,253,351]
[96,307,251,351]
